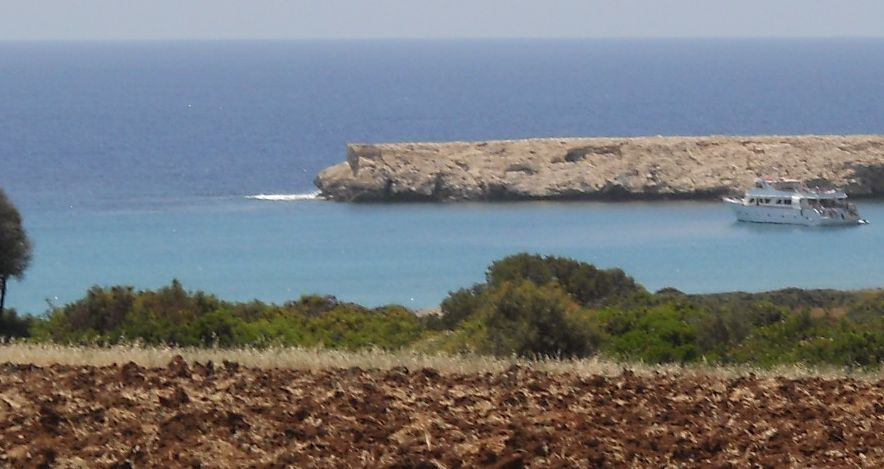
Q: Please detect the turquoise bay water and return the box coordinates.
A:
[3,40,884,313]
[10,199,884,314]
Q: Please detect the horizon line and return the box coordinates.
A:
[2,35,884,43]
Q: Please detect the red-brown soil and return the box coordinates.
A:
[2,358,884,467]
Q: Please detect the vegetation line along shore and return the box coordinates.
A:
[3,253,884,369]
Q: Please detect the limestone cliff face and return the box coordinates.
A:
[314,135,884,202]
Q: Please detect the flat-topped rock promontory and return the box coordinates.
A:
[314,135,884,202]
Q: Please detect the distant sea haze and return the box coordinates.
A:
[1,39,884,313]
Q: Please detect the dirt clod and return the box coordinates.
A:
[167,355,191,378]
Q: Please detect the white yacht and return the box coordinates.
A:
[724,177,867,226]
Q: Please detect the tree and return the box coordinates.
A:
[480,280,601,358]
[486,253,645,306]
[0,190,32,316]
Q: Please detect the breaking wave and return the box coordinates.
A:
[246,191,322,201]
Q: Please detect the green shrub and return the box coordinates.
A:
[284,294,342,317]
[729,311,827,366]
[599,304,700,363]
[305,304,424,350]
[0,308,31,338]
[486,253,645,306]
[846,293,884,322]
[478,281,601,358]
[32,282,426,349]
[436,284,485,330]
[824,321,884,367]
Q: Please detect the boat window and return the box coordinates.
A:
[748,198,755,203]
[784,199,792,205]
[764,198,771,204]
[776,199,782,204]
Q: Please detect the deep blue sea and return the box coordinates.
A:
[2,39,884,314]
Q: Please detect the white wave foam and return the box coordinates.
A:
[246,191,322,201]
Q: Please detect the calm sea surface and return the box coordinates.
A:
[2,39,884,313]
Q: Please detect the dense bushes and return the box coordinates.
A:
[0,308,31,338]
[430,254,884,366]
[594,304,701,363]
[479,281,601,358]
[433,254,642,357]
[486,253,645,305]
[13,253,884,367]
[30,280,425,350]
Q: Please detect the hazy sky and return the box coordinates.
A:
[2,0,882,41]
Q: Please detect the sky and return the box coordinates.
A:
[1,0,882,41]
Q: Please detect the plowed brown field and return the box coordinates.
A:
[2,357,884,468]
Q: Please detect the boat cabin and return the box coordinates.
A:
[754,177,801,192]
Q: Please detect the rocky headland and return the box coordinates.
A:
[314,135,884,202]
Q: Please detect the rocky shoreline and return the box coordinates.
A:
[314,135,884,202]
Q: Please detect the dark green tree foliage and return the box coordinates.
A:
[435,284,485,330]
[486,253,644,305]
[0,189,32,319]
[284,294,343,317]
[0,308,31,338]
[481,281,600,358]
